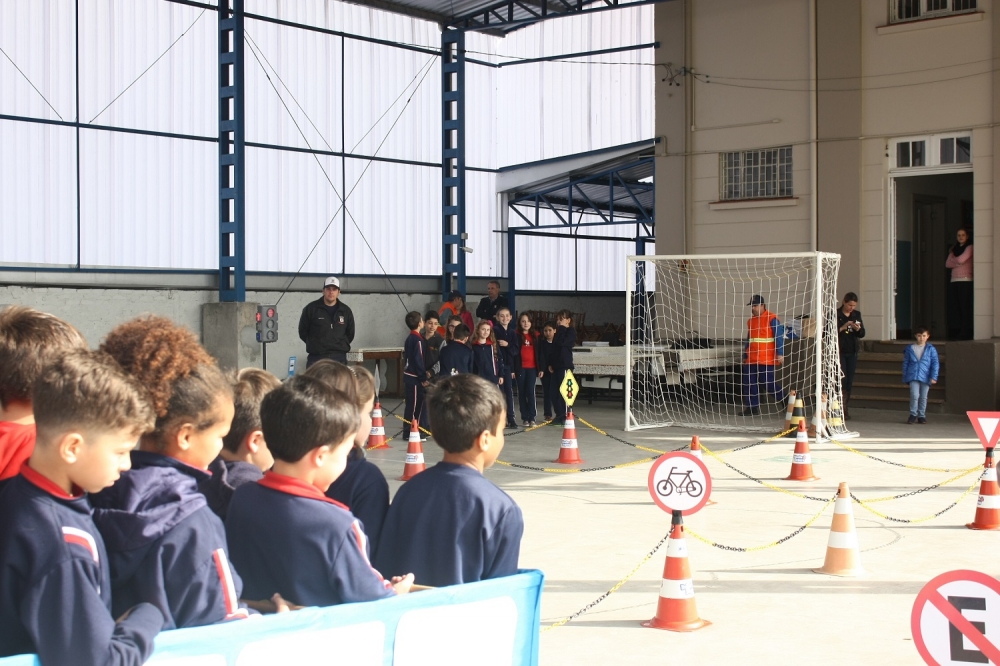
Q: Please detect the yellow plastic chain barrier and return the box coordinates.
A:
[828,437,981,474]
[686,496,836,552]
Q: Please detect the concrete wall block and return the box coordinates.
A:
[973,181,993,210]
[945,341,1000,411]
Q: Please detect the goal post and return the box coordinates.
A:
[625,252,856,438]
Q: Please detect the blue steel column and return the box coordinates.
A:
[441,29,466,300]
[219,0,246,302]
[507,229,516,315]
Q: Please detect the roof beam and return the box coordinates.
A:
[452,0,674,32]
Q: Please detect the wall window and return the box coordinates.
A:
[891,0,977,23]
[719,146,792,201]
[891,134,971,170]
[940,137,971,164]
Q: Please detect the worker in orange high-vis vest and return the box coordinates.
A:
[742,294,786,416]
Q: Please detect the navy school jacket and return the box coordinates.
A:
[552,325,576,370]
[537,338,554,374]
[493,323,520,376]
[438,340,474,377]
[198,457,264,521]
[471,342,506,385]
[374,462,523,587]
[325,448,390,557]
[91,451,247,629]
[226,472,395,607]
[0,468,163,665]
[403,331,425,382]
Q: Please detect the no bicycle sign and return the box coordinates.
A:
[911,570,1000,665]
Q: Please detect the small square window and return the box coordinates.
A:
[897,143,911,168]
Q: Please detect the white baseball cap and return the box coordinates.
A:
[324,276,340,289]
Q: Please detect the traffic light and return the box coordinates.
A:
[256,305,278,343]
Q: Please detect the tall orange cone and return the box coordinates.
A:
[808,393,828,439]
[783,390,798,430]
[643,512,710,631]
[787,397,806,436]
[366,400,389,450]
[785,418,819,481]
[814,482,864,576]
[689,436,716,506]
[554,408,583,464]
[967,448,1000,530]
[399,419,426,481]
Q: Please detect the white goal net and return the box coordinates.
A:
[626,253,854,436]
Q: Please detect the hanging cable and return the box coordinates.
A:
[0,46,65,120]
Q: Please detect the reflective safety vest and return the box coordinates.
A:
[746,309,779,365]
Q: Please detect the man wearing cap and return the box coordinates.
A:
[742,295,786,416]
[298,276,356,367]
[476,280,509,326]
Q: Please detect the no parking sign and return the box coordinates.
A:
[911,570,1000,665]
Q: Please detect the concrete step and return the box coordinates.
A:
[852,381,945,392]
[850,394,948,413]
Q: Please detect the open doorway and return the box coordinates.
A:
[893,172,973,340]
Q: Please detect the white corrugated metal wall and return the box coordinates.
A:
[0,0,653,288]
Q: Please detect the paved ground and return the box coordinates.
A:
[367,401,996,665]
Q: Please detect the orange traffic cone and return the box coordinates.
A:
[366,400,389,450]
[643,513,710,631]
[689,436,716,506]
[814,482,864,576]
[967,448,1000,530]
[783,390,798,430]
[554,408,583,464]
[785,419,819,481]
[399,419,426,481]
[787,398,806,436]
[827,396,844,431]
[808,393,828,439]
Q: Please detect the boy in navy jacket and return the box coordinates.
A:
[438,324,473,377]
[402,311,429,431]
[199,368,281,520]
[227,375,414,606]
[375,374,524,587]
[493,308,520,429]
[550,310,577,424]
[0,350,163,665]
[538,322,556,420]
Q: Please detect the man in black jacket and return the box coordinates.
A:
[298,277,356,367]
[476,281,509,325]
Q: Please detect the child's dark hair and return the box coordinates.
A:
[33,349,155,444]
[0,306,87,409]
[426,374,505,454]
[543,321,557,330]
[424,311,439,324]
[405,311,423,331]
[914,326,930,336]
[222,368,281,453]
[99,316,232,450]
[556,309,573,321]
[303,359,359,406]
[260,375,360,463]
[843,292,859,303]
[453,324,471,340]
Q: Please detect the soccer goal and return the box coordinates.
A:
[625,252,855,437]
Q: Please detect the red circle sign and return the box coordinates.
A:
[911,569,1000,665]
[647,451,712,516]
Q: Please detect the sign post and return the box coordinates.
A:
[912,569,1000,665]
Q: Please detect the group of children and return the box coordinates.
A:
[402,307,578,433]
[0,306,524,666]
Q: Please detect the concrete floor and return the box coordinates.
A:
[368,401,997,666]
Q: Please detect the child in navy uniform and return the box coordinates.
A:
[471,320,507,393]
[439,324,473,377]
[226,375,413,606]
[91,316,246,629]
[199,368,281,520]
[493,308,520,429]
[402,311,429,430]
[550,310,576,424]
[538,322,556,420]
[0,349,163,665]
[0,306,87,485]
[305,362,391,556]
[375,374,523,587]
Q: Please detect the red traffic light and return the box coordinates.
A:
[267,308,275,318]
[255,313,261,322]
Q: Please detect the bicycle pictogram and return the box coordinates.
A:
[656,467,704,498]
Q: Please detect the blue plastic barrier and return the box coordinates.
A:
[0,570,543,666]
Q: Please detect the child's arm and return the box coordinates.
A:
[25,560,163,666]
[482,505,525,581]
[333,521,407,602]
[930,347,940,383]
[901,347,912,384]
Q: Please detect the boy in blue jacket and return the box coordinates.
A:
[494,308,520,429]
[375,373,524,587]
[902,326,940,425]
[0,349,163,665]
[226,375,413,606]
[438,324,473,377]
[402,311,429,431]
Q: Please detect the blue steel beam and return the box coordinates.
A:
[441,29,467,300]
[219,0,246,302]
[452,0,675,32]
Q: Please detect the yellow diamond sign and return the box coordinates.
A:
[559,370,579,408]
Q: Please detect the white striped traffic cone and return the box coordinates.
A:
[808,393,828,439]
[642,513,710,631]
[554,408,583,464]
[399,419,426,481]
[366,401,389,450]
[785,419,819,481]
[783,390,797,430]
[814,482,864,576]
[967,449,1000,530]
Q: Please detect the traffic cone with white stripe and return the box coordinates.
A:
[783,390,797,430]
[554,408,583,464]
[366,401,389,450]
[827,396,844,431]
[787,398,806,436]
[399,419,426,481]
[642,512,710,631]
[689,436,716,506]
[814,482,864,576]
[785,418,819,481]
[966,448,1000,530]
[808,393,828,439]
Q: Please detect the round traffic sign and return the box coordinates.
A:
[647,451,712,516]
[911,569,1000,665]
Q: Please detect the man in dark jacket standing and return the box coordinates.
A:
[476,280,509,325]
[298,277,356,367]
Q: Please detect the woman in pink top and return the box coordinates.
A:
[945,228,973,340]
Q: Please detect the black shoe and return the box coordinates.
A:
[506,421,518,430]
[917,417,927,425]
[552,417,565,425]
[906,415,916,424]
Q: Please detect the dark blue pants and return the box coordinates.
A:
[541,375,554,418]
[403,379,428,430]
[517,369,538,422]
[551,368,568,419]
[742,364,785,408]
[307,352,348,367]
[501,372,516,425]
